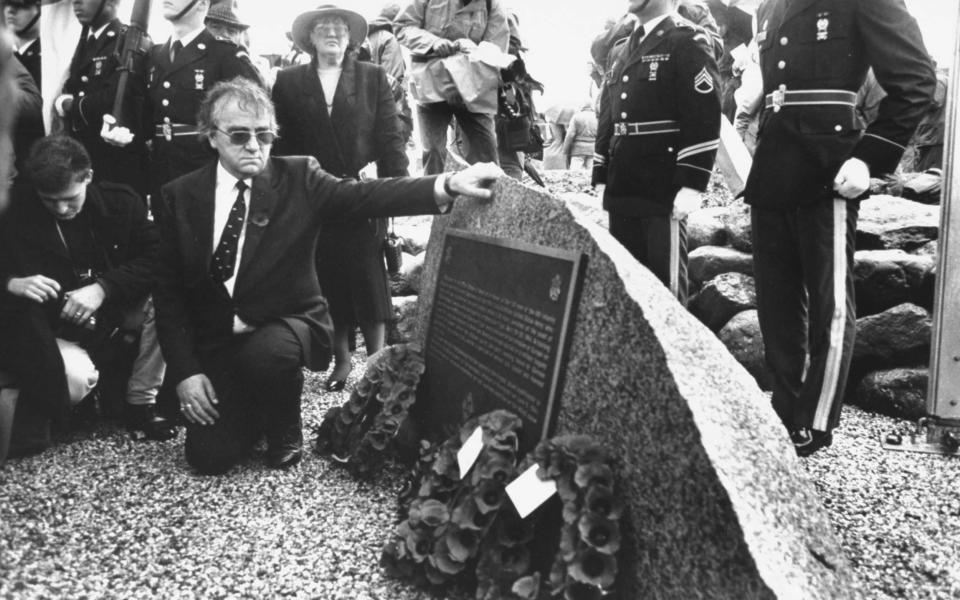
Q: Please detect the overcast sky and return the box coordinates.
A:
[141,0,957,109]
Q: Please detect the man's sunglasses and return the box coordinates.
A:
[214,128,279,146]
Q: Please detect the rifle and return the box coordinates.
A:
[110,0,151,126]
[523,160,545,187]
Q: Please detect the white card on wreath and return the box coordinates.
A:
[506,463,557,518]
[457,426,484,479]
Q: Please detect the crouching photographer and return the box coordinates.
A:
[0,136,172,461]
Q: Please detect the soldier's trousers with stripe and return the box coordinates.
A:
[608,212,688,306]
[751,199,858,433]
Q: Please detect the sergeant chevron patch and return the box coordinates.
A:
[694,68,714,94]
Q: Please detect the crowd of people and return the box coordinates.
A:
[0,0,946,471]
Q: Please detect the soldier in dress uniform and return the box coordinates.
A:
[56,0,149,196]
[743,0,935,456]
[592,0,721,305]
[102,0,261,217]
[3,0,41,88]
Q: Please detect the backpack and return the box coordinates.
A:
[496,57,544,153]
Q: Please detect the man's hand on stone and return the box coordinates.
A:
[432,38,458,57]
[177,374,220,426]
[833,157,870,199]
[6,274,60,303]
[60,282,106,325]
[446,162,504,201]
[672,187,702,220]
[100,114,134,147]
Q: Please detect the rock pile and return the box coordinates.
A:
[687,196,939,419]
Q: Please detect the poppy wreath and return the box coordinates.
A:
[313,343,426,477]
[533,435,623,600]
[381,410,526,591]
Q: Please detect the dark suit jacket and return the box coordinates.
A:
[0,182,158,320]
[272,55,408,179]
[154,156,442,385]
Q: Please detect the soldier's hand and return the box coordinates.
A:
[594,183,606,197]
[6,275,61,303]
[432,39,458,57]
[833,158,870,199]
[100,114,134,147]
[672,187,702,220]
[445,163,503,201]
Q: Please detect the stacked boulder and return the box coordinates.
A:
[687,196,939,419]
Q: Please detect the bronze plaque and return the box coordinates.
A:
[419,230,586,453]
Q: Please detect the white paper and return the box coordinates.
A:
[470,40,517,69]
[506,463,558,518]
[457,426,484,479]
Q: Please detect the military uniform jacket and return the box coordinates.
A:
[62,19,149,191]
[593,15,721,218]
[743,0,935,209]
[146,29,260,137]
[15,38,41,88]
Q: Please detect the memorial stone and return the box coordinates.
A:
[413,177,857,598]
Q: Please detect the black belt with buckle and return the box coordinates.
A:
[155,123,200,141]
[764,88,858,112]
[612,120,680,137]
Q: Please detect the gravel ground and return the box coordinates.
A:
[3,172,959,598]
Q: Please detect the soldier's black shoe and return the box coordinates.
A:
[126,404,177,441]
[790,427,833,457]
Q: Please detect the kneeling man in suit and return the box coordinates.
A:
[155,76,501,474]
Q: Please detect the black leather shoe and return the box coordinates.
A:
[126,404,177,441]
[324,378,346,392]
[266,422,303,469]
[790,427,833,457]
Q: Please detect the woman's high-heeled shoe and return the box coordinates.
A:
[324,378,346,392]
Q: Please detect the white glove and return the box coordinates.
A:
[672,187,702,220]
[100,114,134,147]
[594,183,606,197]
[54,94,75,117]
[833,157,870,199]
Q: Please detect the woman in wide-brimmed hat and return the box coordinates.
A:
[272,5,408,393]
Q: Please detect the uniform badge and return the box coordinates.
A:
[148,66,154,85]
[106,30,115,38]
[649,61,659,81]
[194,69,205,90]
[94,59,104,76]
[197,42,207,51]
[816,16,829,41]
[694,67,714,94]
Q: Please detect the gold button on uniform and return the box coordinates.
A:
[834,125,842,132]
[163,81,171,89]
[620,92,627,99]
[622,75,629,82]
[778,60,786,69]
[620,112,627,119]
[162,99,170,106]
[780,37,788,45]
[81,76,89,82]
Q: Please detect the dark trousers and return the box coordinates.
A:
[608,212,689,306]
[0,306,69,456]
[417,101,498,175]
[751,199,858,433]
[185,321,304,475]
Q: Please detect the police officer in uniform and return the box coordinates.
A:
[3,0,41,88]
[56,0,149,196]
[102,0,261,217]
[593,0,721,305]
[744,0,935,455]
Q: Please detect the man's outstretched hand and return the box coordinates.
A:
[445,162,504,201]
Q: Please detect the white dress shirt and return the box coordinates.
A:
[169,26,205,61]
[214,162,253,333]
[635,12,673,44]
[317,67,342,116]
